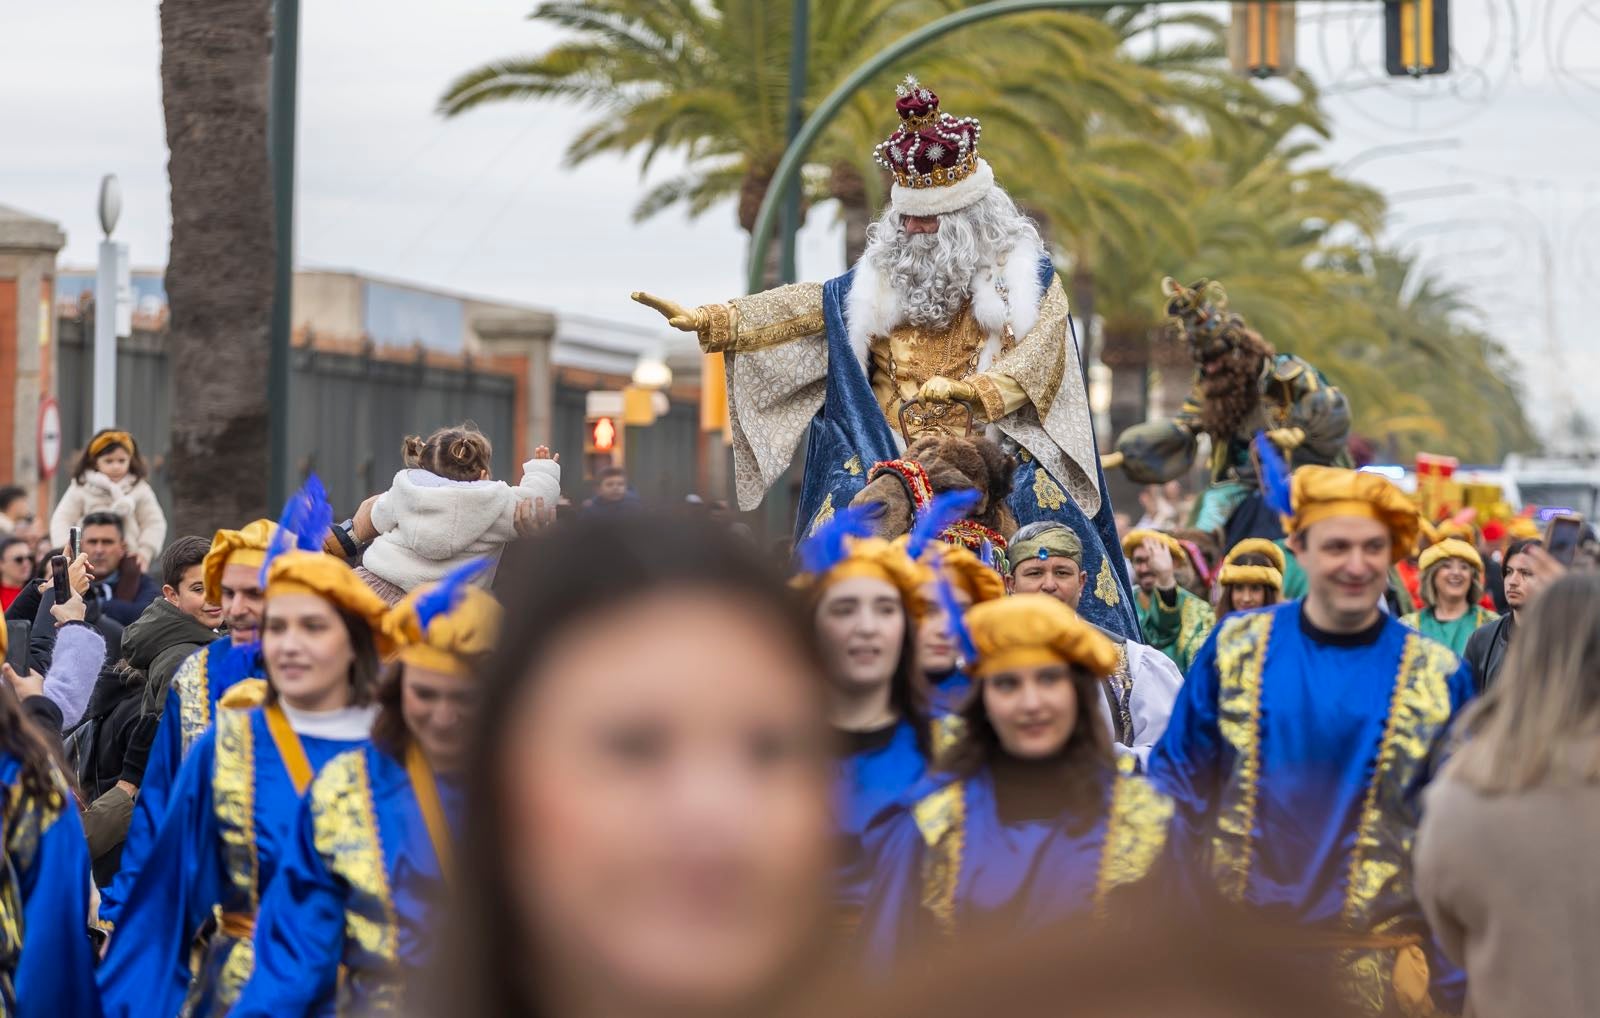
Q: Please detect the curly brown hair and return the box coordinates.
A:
[1194,320,1274,439]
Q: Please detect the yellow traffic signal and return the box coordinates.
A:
[1385,0,1450,76]
[1229,3,1296,79]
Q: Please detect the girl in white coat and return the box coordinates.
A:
[355,423,560,603]
[50,428,167,569]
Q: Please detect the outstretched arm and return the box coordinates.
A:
[633,283,825,354]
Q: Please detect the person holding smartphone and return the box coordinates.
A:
[1463,538,1568,694]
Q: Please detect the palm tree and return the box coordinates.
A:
[438,1,1181,282]
[161,0,276,534]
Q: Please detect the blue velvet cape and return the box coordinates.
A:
[0,754,102,1018]
[1147,602,1476,1013]
[96,708,368,1018]
[233,744,463,1017]
[796,260,1139,639]
[99,636,263,927]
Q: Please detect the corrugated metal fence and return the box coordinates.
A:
[56,316,516,519]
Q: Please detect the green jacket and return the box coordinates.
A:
[1134,585,1215,675]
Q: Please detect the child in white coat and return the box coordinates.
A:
[355,424,560,603]
[50,429,167,570]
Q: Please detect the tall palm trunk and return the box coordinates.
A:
[1099,314,1154,510]
[161,0,276,535]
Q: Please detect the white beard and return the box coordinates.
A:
[875,232,978,331]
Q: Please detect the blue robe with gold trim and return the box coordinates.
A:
[96,707,367,1018]
[1147,602,1474,1014]
[836,719,929,916]
[99,636,264,927]
[233,745,462,1017]
[860,759,1171,967]
[0,754,102,1018]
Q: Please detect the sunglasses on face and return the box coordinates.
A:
[4,556,31,566]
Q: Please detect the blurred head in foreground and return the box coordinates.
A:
[441,514,835,1018]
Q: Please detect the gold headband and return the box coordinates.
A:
[89,430,135,458]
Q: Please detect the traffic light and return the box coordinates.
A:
[585,415,621,480]
[1229,3,1295,79]
[1385,0,1449,76]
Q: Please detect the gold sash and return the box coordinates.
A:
[264,703,314,796]
[405,743,455,885]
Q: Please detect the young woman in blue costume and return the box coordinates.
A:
[0,622,102,1017]
[792,508,932,928]
[861,594,1174,967]
[97,486,393,1018]
[233,562,499,1016]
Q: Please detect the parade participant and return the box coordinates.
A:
[1148,465,1475,1015]
[1121,528,1215,672]
[632,75,1137,638]
[234,561,499,1016]
[1400,538,1497,656]
[1416,573,1600,1018]
[794,508,931,923]
[860,595,1172,965]
[1214,538,1284,617]
[1008,521,1181,768]
[354,424,561,603]
[96,517,277,927]
[1106,279,1350,543]
[436,516,834,1018]
[0,616,102,1017]
[97,538,390,1018]
[1463,539,1562,694]
[912,541,1004,723]
[51,427,168,569]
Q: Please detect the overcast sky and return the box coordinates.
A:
[3,0,1594,442]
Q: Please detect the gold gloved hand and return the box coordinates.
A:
[631,291,706,334]
[1266,426,1305,451]
[917,376,978,405]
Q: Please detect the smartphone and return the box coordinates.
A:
[1543,513,1585,567]
[4,621,29,674]
[67,526,80,560]
[50,554,70,604]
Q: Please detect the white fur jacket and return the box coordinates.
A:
[50,472,168,566]
[361,458,561,594]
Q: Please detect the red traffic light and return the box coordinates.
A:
[591,416,617,453]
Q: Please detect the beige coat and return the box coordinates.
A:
[1415,772,1600,1018]
[49,473,168,566]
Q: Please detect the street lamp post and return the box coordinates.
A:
[93,175,124,432]
[267,0,300,513]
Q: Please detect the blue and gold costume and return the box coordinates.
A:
[861,757,1170,966]
[0,753,102,1017]
[862,595,1172,966]
[795,514,933,920]
[234,568,498,1016]
[96,705,374,1018]
[1148,467,1474,1015]
[99,520,277,929]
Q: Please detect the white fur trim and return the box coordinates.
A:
[889,159,995,217]
[844,232,1048,371]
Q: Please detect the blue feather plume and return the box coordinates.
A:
[934,573,979,667]
[259,474,334,583]
[1253,431,1294,517]
[412,557,492,635]
[905,488,982,561]
[798,504,879,576]
[979,539,996,570]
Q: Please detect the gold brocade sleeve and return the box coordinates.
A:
[697,282,826,353]
[966,372,1028,423]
